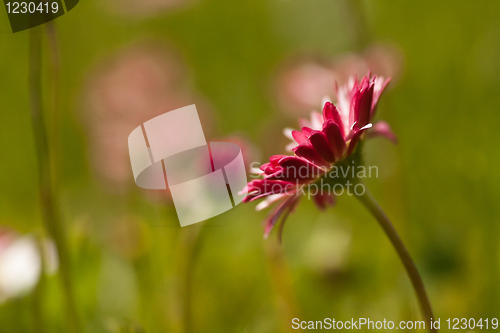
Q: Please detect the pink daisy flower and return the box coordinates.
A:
[243,74,397,239]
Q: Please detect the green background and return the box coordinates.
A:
[1,0,499,332]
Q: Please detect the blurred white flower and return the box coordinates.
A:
[0,230,58,303]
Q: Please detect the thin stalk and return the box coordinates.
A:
[169,225,203,333]
[182,225,203,333]
[32,232,47,333]
[45,21,61,190]
[355,184,437,333]
[345,0,371,50]
[29,27,80,333]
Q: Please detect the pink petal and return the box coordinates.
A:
[301,126,314,137]
[262,155,288,175]
[298,118,312,129]
[354,82,374,128]
[293,143,330,168]
[323,120,347,160]
[313,192,336,210]
[292,130,307,144]
[285,141,298,151]
[349,89,358,127]
[310,111,323,130]
[256,193,288,211]
[358,75,370,90]
[261,163,281,175]
[308,131,336,163]
[322,101,345,138]
[243,179,295,202]
[368,121,398,144]
[278,155,323,170]
[372,77,391,116]
[277,197,300,244]
[270,155,288,164]
[266,156,324,182]
[263,196,299,240]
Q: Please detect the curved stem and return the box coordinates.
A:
[355,184,437,333]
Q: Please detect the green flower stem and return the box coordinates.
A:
[32,233,47,333]
[169,225,203,333]
[354,183,437,333]
[45,21,61,189]
[346,0,371,50]
[29,27,80,333]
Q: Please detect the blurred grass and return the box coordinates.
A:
[1,0,500,332]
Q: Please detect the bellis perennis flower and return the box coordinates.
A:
[242,74,397,239]
[248,74,437,332]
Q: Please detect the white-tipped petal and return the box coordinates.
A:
[283,127,294,140]
[310,111,323,130]
[255,194,286,211]
[285,141,298,151]
[250,167,264,175]
[321,95,332,106]
[360,123,373,131]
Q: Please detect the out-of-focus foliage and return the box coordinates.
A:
[1,0,500,332]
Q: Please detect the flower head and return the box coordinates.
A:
[243,74,397,239]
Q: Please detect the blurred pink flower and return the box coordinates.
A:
[104,0,193,18]
[274,44,403,116]
[82,42,213,193]
[214,134,261,171]
[244,74,396,239]
[276,62,338,116]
